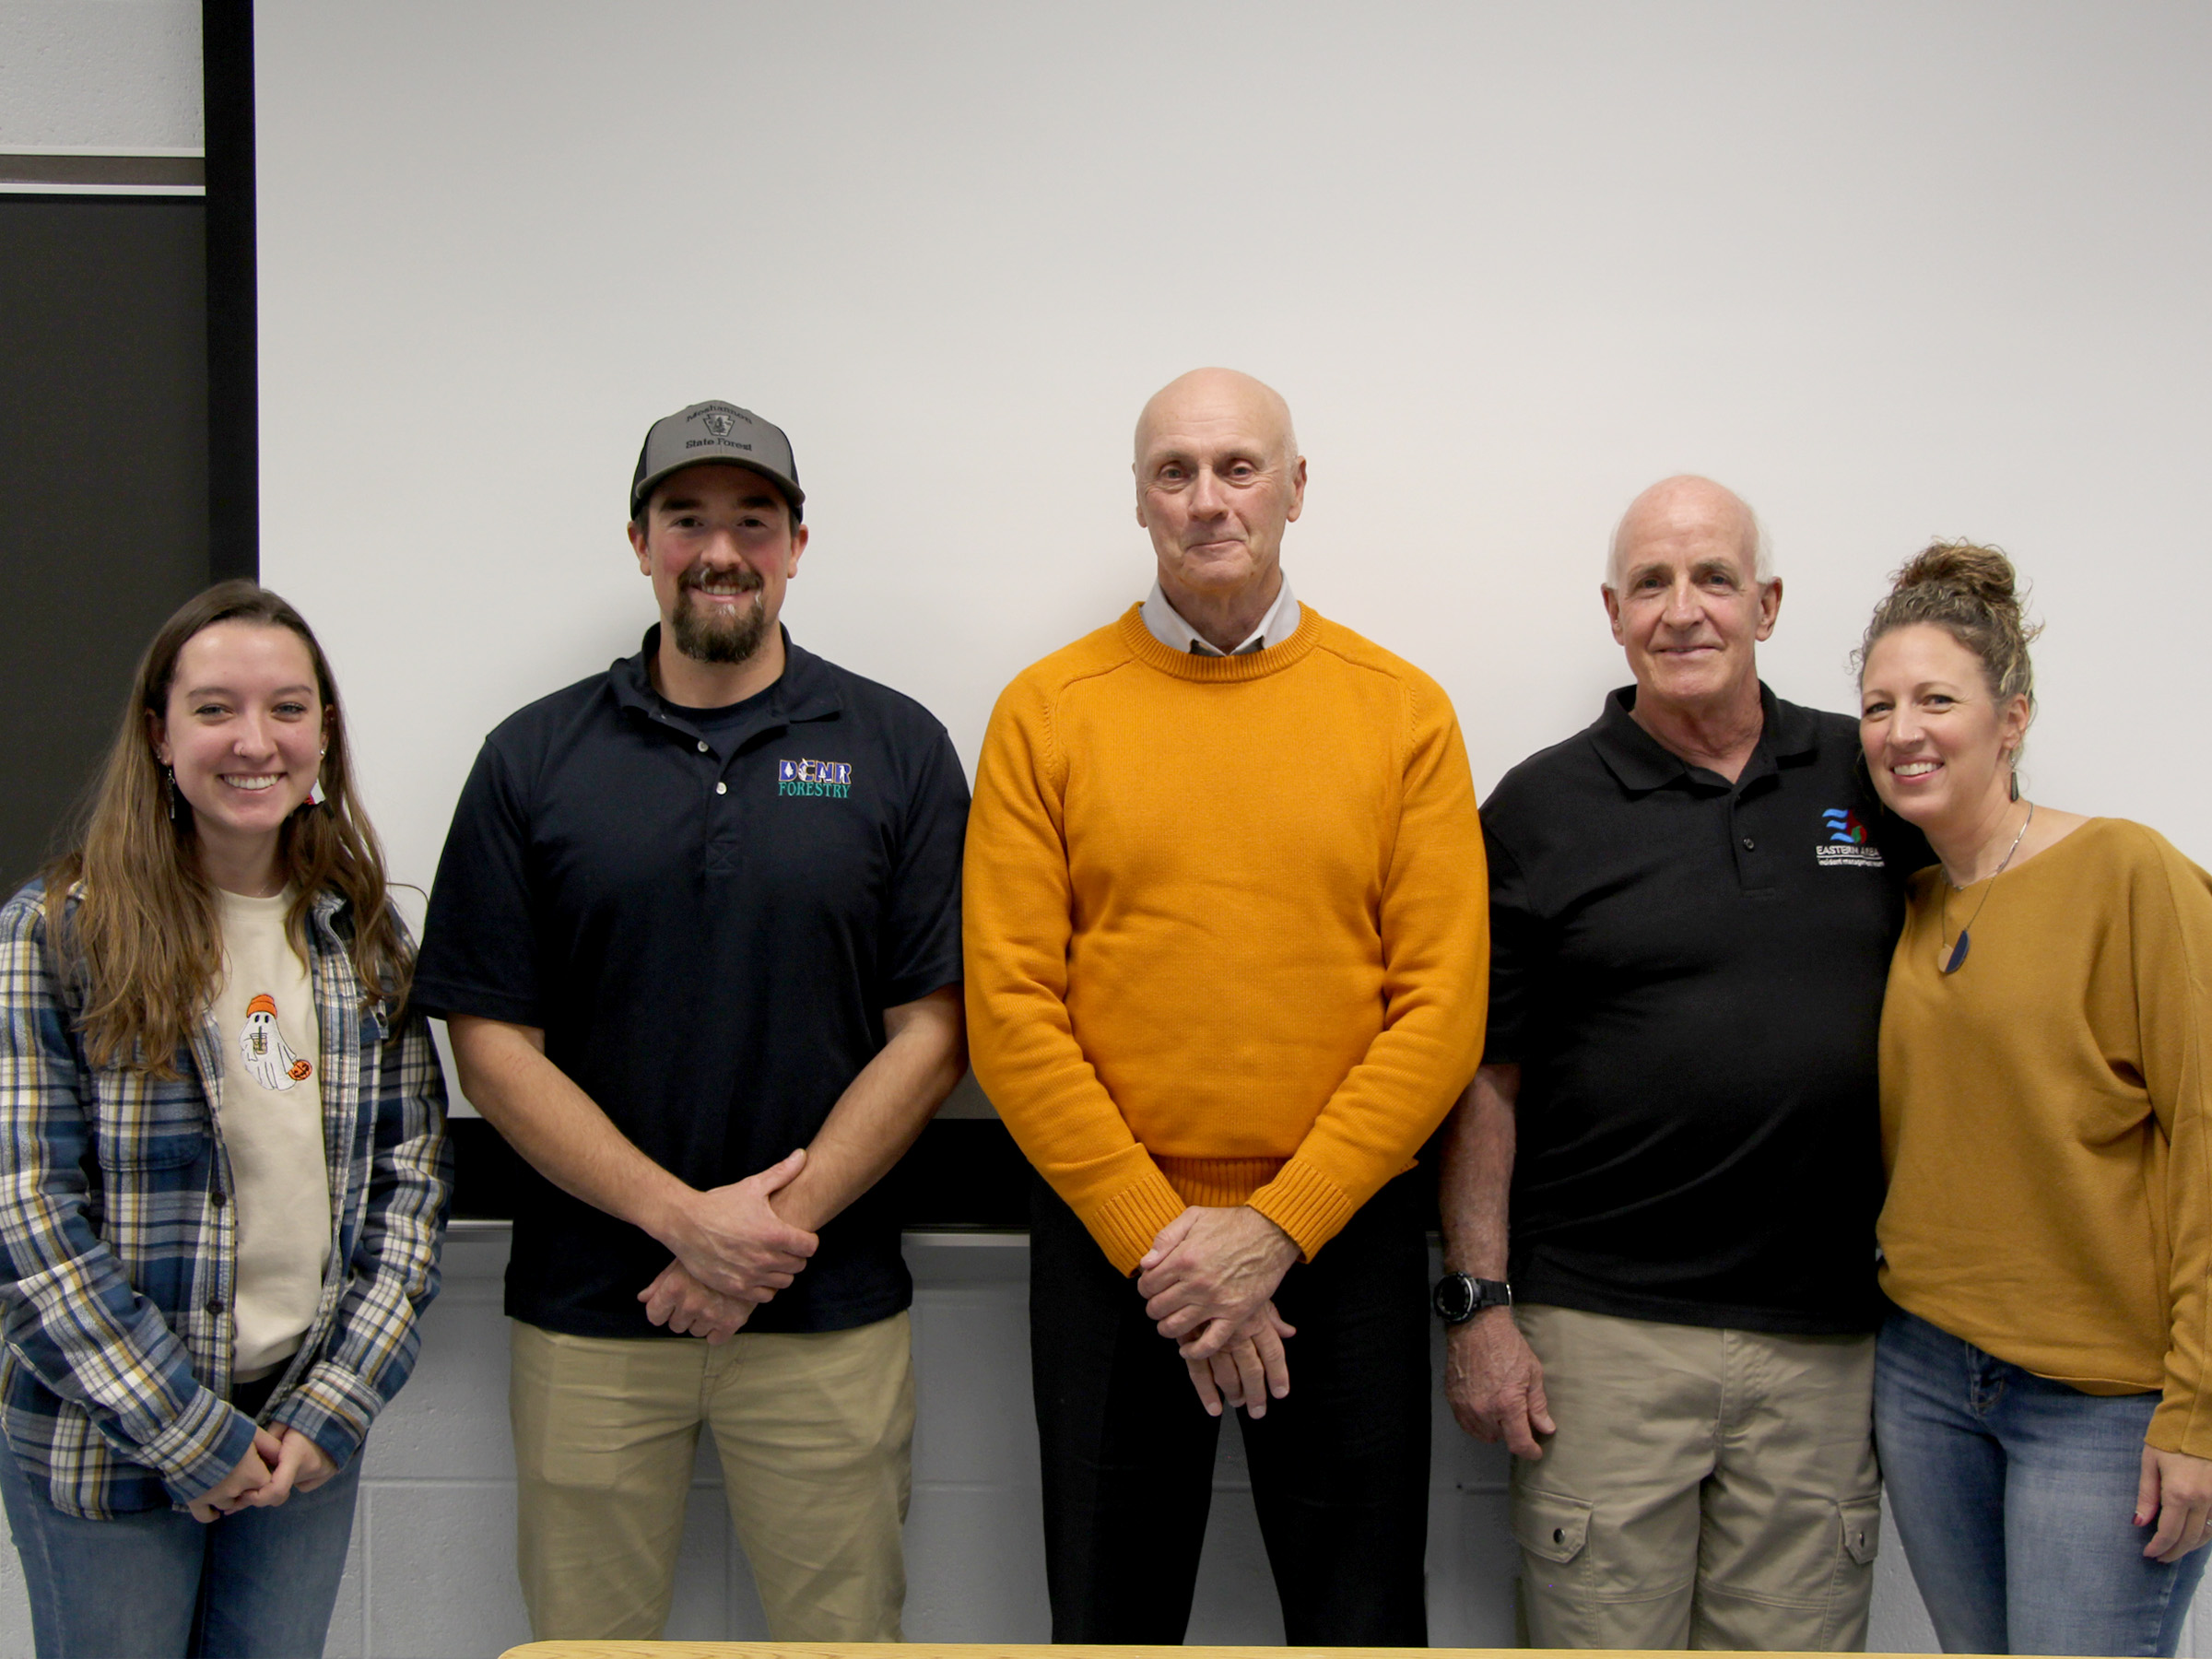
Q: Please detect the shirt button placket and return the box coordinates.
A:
[1730,799,1774,891]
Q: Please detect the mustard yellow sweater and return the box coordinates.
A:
[1878,818,2212,1455]
[963,603,1488,1275]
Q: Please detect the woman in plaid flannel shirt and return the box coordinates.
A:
[0,582,449,1658]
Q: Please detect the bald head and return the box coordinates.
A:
[1135,368,1299,471]
[1133,368,1308,626]
[1607,476,1771,590]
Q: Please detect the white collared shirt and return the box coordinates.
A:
[1140,573,1300,657]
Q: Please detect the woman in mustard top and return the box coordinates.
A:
[1858,543,2212,1655]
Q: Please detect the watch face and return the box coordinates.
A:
[1433,1275,1475,1322]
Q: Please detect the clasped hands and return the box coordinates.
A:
[638,1147,817,1344]
[1136,1205,1300,1419]
[629,1156,1308,1426]
[191,1423,337,1524]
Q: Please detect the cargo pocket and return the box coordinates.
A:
[1840,1494,1881,1565]
[1513,1488,1593,1567]
[1812,1491,1886,1647]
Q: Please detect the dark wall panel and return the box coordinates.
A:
[204,0,258,580]
[0,196,212,890]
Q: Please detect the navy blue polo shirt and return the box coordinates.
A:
[1482,684,1929,1335]
[413,628,968,1336]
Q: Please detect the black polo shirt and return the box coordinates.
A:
[412,628,968,1337]
[1483,684,1927,1335]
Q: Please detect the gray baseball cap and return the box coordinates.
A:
[630,400,805,522]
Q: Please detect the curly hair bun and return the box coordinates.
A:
[1856,538,2040,709]
[1889,541,2024,619]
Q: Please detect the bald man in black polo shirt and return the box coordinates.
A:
[413,402,969,1644]
[1436,477,1923,1651]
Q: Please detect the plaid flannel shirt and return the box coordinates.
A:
[0,881,450,1519]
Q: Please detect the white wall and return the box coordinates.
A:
[0,1,199,147]
[236,12,2211,1639]
[251,1,2212,890]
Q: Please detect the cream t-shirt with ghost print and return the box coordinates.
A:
[212,888,333,1381]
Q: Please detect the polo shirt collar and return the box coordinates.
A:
[1588,681,1818,795]
[609,625,844,729]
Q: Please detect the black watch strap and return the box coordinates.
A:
[1432,1271,1512,1325]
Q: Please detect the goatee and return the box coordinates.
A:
[672,576,768,665]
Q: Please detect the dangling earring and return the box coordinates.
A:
[309,747,328,809]
[2007,751,2021,803]
[165,766,177,822]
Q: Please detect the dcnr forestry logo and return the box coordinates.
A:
[778,759,853,798]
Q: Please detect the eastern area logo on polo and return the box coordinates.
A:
[778,759,853,798]
[1817,807,1885,867]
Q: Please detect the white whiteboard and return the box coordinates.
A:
[253,0,2212,908]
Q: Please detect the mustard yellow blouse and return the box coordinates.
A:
[1878,818,2212,1456]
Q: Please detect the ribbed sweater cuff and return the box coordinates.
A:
[1154,1155,1285,1208]
[1087,1165,1194,1277]
[1248,1157,1359,1261]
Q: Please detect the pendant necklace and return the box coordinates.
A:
[1938,801,2034,974]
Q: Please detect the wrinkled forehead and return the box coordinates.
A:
[1135,378,1296,467]
[1615,491,1759,578]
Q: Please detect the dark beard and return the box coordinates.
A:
[671,575,767,665]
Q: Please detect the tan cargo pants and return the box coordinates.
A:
[1511,1303,1880,1651]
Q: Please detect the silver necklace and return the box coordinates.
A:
[1939,801,2034,974]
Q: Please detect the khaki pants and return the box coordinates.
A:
[1511,1304,1880,1651]
[509,1313,913,1642]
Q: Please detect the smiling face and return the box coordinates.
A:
[150,621,327,887]
[1134,370,1306,608]
[1603,478,1779,716]
[629,463,808,665]
[1859,622,2030,837]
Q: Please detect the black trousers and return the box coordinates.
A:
[1028,1169,1431,1645]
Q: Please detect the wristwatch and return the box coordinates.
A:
[1432,1271,1513,1325]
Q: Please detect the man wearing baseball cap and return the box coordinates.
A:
[413,401,970,1641]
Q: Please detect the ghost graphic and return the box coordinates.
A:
[239,993,312,1090]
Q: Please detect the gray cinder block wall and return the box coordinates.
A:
[0,1228,1952,1659]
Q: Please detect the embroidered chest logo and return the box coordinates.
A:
[1816,807,1886,868]
[239,993,312,1088]
[778,758,853,799]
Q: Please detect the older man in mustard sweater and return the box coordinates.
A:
[964,368,1488,1644]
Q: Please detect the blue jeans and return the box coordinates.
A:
[1876,1307,2210,1655]
[0,1441,362,1658]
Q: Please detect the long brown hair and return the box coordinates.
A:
[44,582,413,1074]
